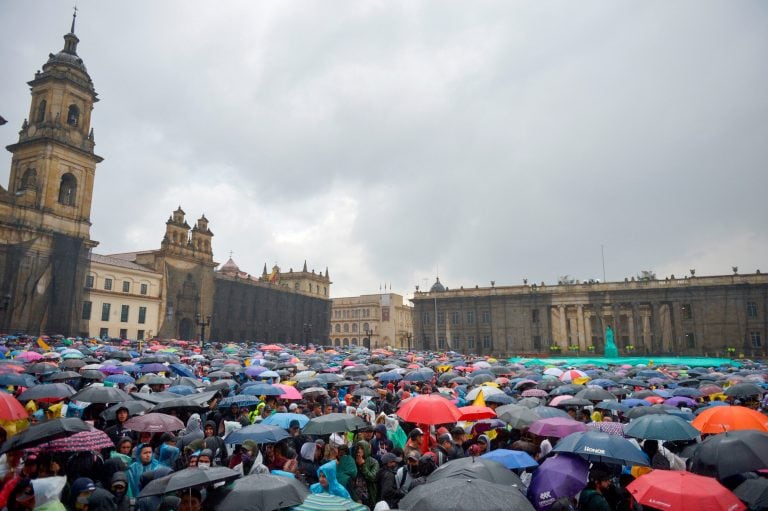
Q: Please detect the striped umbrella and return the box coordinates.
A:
[587,421,626,437]
[291,493,367,511]
[40,428,114,451]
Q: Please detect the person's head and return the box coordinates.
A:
[374,424,387,439]
[72,477,96,511]
[230,404,239,414]
[381,452,401,469]
[337,444,349,458]
[187,452,199,468]
[406,452,420,474]
[161,433,177,446]
[21,453,38,477]
[643,439,659,456]
[139,444,154,464]
[566,407,577,418]
[179,489,202,511]
[450,426,466,444]
[588,469,612,493]
[197,449,213,469]
[204,421,216,437]
[110,473,128,500]
[318,469,329,488]
[288,420,301,435]
[117,437,133,455]
[438,434,453,452]
[116,407,129,423]
[139,431,152,444]
[314,440,325,461]
[408,428,424,444]
[324,404,333,415]
[12,478,34,511]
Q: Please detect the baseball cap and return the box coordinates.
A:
[288,403,298,411]
[406,451,420,461]
[438,434,452,444]
[381,453,402,464]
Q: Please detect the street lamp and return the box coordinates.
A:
[406,332,412,352]
[302,322,312,348]
[363,325,372,350]
[195,313,211,350]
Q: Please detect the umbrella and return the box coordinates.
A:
[480,448,538,469]
[291,493,368,511]
[260,413,310,429]
[39,428,114,452]
[628,470,745,511]
[532,406,571,419]
[17,383,76,401]
[485,393,516,405]
[587,421,626,437]
[723,383,764,399]
[575,387,617,402]
[400,476,534,511]
[529,417,587,438]
[100,400,153,420]
[136,374,173,385]
[138,363,167,373]
[733,478,768,511]
[458,405,497,421]
[301,413,368,435]
[123,412,185,432]
[241,383,284,396]
[45,371,82,382]
[495,404,540,429]
[397,394,462,425]
[527,454,589,511]
[0,417,91,454]
[104,374,135,385]
[150,397,208,414]
[465,385,505,401]
[689,430,768,479]
[692,405,768,433]
[0,392,28,420]
[273,384,302,400]
[553,431,649,466]
[624,414,701,441]
[225,424,290,445]
[427,456,525,487]
[219,395,261,408]
[72,385,132,404]
[139,466,240,497]
[210,473,309,511]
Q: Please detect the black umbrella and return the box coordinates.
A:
[17,383,76,401]
[427,456,524,488]
[301,413,368,435]
[72,385,132,404]
[44,371,83,381]
[150,397,208,414]
[625,405,670,420]
[575,387,617,402]
[61,359,86,369]
[208,473,309,511]
[689,430,768,480]
[80,369,106,381]
[400,476,534,511]
[100,400,153,420]
[0,417,91,454]
[733,478,768,511]
[723,383,764,399]
[139,466,240,497]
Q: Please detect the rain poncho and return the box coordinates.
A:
[157,444,180,468]
[349,440,379,506]
[310,460,351,499]
[32,476,67,511]
[127,447,162,497]
[177,414,203,452]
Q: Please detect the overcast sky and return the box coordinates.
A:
[2,1,766,298]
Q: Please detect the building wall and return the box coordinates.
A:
[330,293,414,350]
[81,257,162,339]
[411,273,768,358]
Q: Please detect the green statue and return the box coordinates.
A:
[605,326,619,358]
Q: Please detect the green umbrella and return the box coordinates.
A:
[291,494,367,511]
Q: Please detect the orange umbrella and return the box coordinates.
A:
[458,405,497,421]
[692,405,768,434]
[0,392,28,421]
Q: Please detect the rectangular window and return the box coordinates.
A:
[437,312,445,325]
[81,301,92,320]
[99,327,109,338]
[681,304,692,320]
[85,275,95,288]
[451,334,461,347]
[481,310,491,324]
[119,328,128,339]
[483,335,492,349]
[685,332,696,348]
[101,303,111,321]
[138,306,147,324]
[467,335,475,349]
[451,311,460,325]
[751,331,762,347]
[140,283,148,295]
[533,335,542,350]
[438,336,446,349]
[422,312,431,325]
[137,329,145,340]
[104,278,113,291]
[122,280,130,293]
[532,309,540,323]
[747,302,758,318]
[466,311,475,325]
[120,305,129,323]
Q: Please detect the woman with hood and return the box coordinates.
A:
[310,460,351,499]
[298,442,322,485]
[31,476,67,511]
[127,444,162,498]
[176,414,203,453]
[348,440,379,508]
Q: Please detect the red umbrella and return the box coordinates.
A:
[0,392,28,420]
[397,394,462,425]
[260,345,283,352]
[123,412,184,432]
[40,428,114,452]
[628,470,745,511]
[458,405,497,421]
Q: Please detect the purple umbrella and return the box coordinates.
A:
[139,363,167,373]
[245,365,268,377]
[527,454,589,510]
[100,365,127,375]
[665,396,697,407]
[528,417,587,438]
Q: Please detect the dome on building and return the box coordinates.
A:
[219,257,240,275]
[430,277,446,293]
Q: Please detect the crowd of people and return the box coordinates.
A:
[0,336,767,511]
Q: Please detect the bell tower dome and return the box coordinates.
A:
[5,10,102,241]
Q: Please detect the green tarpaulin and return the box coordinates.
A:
[506,356,740,368]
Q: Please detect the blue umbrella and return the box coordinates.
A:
[527,454,589,510]
[553,431,649,466]
[595,401,628,412]
[261,413,310,429]
[0,373,37,386]
[169,363,195,378]
[624,414,700,441]
[481,449,538,469]
[621,398,650,408]
[403,371,429,382]
[167,385,196,395]
[485,393,516,405]
[378,371,402,382]
[219,395,260,408]
[226,424,289,445]
[241,383,283,396]
[105,374,135,385]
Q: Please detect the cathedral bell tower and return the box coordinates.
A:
[6,11,102,240]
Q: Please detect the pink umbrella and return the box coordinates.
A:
[41,428,114,451]
[123,412,184,432]
[559,370,587,383]
[549,395,575,407]
[529,417,587,438]
[16,351,43,362]
[522,389,549,398]
[587,421,626,437]
[273,383,302,400]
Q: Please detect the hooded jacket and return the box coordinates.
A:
[203,420,227,465]
[87,488,118,511]
[177,414,204,452]
[31,476,67,511]
[310,460,351,499]
[110,471,130,511]
[157,444,180,468]
[349,440,379,505]
[371,424,394,461]
[298,442,321,485]
[127,447,163,498]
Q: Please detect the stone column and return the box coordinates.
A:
[584,312,593,351]
[559,305,567,347]
[627,305,635,352]
[577,305,586,351]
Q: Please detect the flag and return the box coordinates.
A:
[37,337,51,351]
[268,267,278,283]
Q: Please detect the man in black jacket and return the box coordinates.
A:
[377,453,406,509]
[104,406,136,445]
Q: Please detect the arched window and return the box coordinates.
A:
[20,168,37,190]
[343,338,349,346]
[67,104,80,126]
[343,323,349,333]
[351,324,358,333]
[334,324,341,333]
[36,100,47,123]
[363,322,369,332]
[57,173,77,206]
